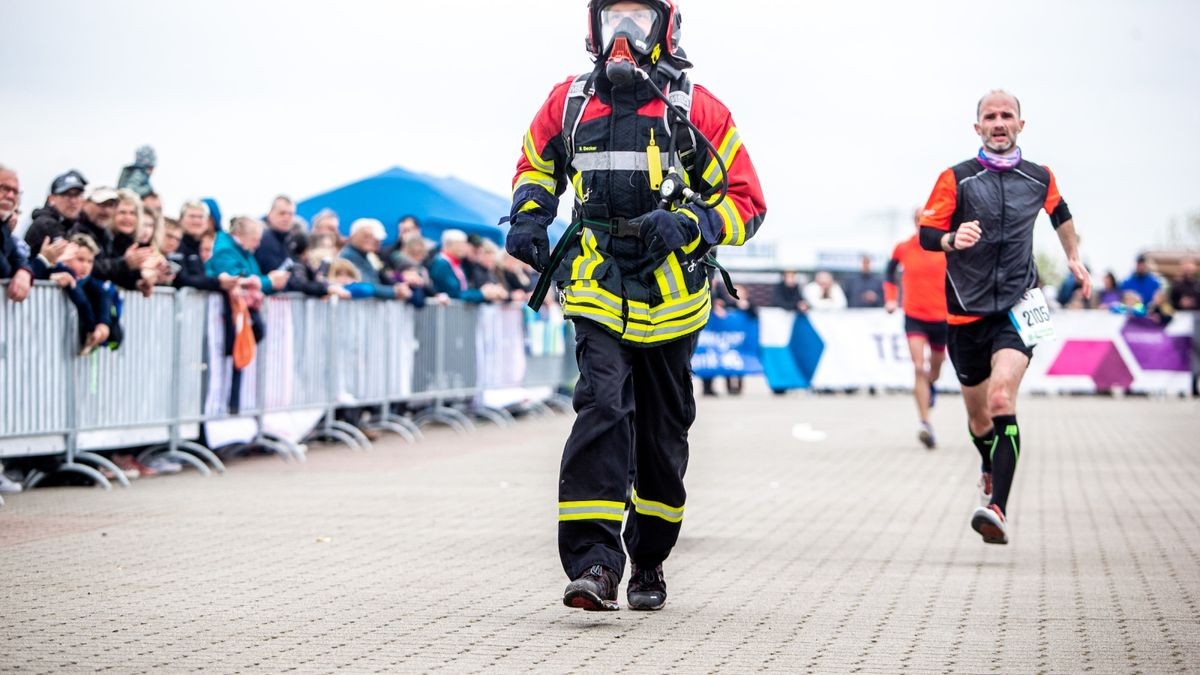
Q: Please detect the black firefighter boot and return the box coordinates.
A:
[563,565,620,611]
[627,563,667,611]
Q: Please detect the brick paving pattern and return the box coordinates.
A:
[2,388,1198,673]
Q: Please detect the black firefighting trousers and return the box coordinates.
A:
[558,318,698,580]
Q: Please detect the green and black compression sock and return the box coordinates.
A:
[970,427,995,473]
[989,415,1020,514]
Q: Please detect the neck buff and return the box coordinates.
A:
[977,146,1021,172]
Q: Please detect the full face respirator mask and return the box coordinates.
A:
[599,7,660,87]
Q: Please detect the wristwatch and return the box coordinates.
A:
[945,231,957,251]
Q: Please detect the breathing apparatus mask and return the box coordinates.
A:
[598,5,661,87]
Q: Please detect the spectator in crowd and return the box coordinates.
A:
[498,251,536,304]
[207,216,290,295]
[386,233,430,279]
[844,254,885,308]
[255,195,299,273]
[24,169,87,263]
[141,191,162,218]
[170,200,234,292]
[1096,271,1121,308]
[201,198,222,234]
[1,164,35,302]
[803,270,848,310]
[772,270,808,312]
[49,234,121,354]
[117,145,157,197]
[338,218,417,302]
[310,208,344,245]
[1169,257,1199,311]
[70,186,151,290]
[1120,254,1161,307]
[1110,289,1147,317]
[429,229,507,303]
[284,229,340,298]
[469,237,503,289]
[305,232,339,281]
[161,215,232,292]
[384,214,427,272]
[327,259,385,299]
[254,195,332,297]
[112,189,167,295]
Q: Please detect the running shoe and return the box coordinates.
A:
[970,504,1008,545]
[978,472,993,505]
[918,422,936,449]
[111,454,143,480]
[627,563,667,611]
[563,564,619,611]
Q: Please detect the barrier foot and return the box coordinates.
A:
[372,420,416,444]
[331,420,373,450]
[414,406,473,434]
[177,441,228,475]
[383,412,424,441]
[305,425,364,452]
[258,434,305,463]
[141,445,216,476]
[472,406,514,428]
[304,421,369,452]
[524,400,554,418]
[74,452,132,488]
[38,462,113,490]
[160,450,213,477]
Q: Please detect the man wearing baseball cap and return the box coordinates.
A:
[69,185,144,288]
[24,169,88,263]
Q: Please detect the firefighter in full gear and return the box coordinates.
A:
[504,0,767,611]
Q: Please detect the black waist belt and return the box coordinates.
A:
[581,217,641,238]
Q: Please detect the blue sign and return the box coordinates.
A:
[692,309,763,378]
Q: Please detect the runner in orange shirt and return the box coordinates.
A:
[884,209,948,449]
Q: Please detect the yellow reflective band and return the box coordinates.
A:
[518,200,540,213]
[559,499,626,522]
[715,196,745,246]
[631,489,685,523]
[627,285,710,323]
[653,252,685,299]
[571,229,602,280]
[562,302,624,332]
[515,171,556,194]
[572,172,585,202]
[523,131,554,175]
[622,305,711,344]
[703,128,743,187]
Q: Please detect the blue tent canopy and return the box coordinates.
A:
[295,166,567,246]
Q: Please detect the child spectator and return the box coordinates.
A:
[116,145,156,197]
[50,234,123,354]
[327,259,380,299]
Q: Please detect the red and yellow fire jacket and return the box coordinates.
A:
[509,71,766,346]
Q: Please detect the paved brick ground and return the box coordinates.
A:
[2,386,1198,673]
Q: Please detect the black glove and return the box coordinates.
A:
[630,209,699,255]
[505,223,550,272]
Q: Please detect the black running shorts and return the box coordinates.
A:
[947,313,1033,387]
[904,315,948,351]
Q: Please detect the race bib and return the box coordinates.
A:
[1009,287,1056,347]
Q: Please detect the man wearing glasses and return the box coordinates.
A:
[1,164,34,302]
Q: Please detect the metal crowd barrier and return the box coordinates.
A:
[1,281,580,495]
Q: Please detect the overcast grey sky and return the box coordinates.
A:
[3,0,1198,275]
